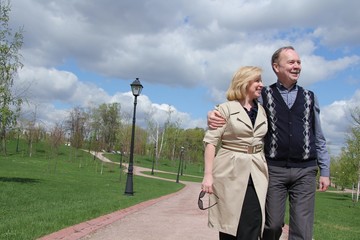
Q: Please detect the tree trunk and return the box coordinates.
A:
[0,127,7,155]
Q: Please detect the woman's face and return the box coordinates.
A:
[247,77,263,100]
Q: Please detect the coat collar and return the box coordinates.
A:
[227,100,266,130]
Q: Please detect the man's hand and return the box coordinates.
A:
[207,110,226,129]
[318,176,330,191]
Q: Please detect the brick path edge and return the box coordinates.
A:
[37,186,186,240]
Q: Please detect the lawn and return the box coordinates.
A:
[313,191,360,239]
[103,152,204,177]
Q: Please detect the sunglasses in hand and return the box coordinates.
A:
[198,190,219,210]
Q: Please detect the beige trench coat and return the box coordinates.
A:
[203,100,269,237]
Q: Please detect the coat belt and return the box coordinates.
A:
[222,144,263,154]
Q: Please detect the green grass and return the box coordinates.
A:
[104,153,204,183]
[104,153,204,177]
[313,191,360,239]
[0,142,184,240]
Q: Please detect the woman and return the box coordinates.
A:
[201,66,268,240]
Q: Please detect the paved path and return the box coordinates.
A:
[80,182,218,240]
[38,152,288,240]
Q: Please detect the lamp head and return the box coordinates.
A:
[131,78,143,96]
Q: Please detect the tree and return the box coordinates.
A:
[336,107,360,201]
[145,106,177,165]
[47,122,65,173]
[145,108,162,163]
[166,121,181,161]
[66,106,88,166]
[98,103,121,152]
[117,109,131,153]
[25,103,39,157]
[67,106,87,150]
[0,0,24,155]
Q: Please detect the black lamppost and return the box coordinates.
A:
[180,151,185,176]
[124,78,143,196]
[151,143,156,175]
[176,146,185,183]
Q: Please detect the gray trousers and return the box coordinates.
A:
[262,165,318,240]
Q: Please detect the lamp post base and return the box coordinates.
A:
[124,173,134,196]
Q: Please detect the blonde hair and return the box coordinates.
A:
[226,66,262,101]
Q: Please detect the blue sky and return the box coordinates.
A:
[11,0,360,156]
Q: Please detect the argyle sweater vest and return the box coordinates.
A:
[261,84,317,168]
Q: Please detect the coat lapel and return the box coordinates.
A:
[254,102,267,131]
[228,101,253,129]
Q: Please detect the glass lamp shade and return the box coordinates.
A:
[131,78,143,96]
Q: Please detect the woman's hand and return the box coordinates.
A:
[201,173,214,194]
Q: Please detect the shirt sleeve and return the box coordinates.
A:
[313,95,331,177]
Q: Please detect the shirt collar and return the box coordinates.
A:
[276,80,298,92]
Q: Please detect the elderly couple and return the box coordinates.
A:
[201,46,330,240]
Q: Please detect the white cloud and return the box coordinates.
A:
[17,67,78,101]
[321,90,360,156]
[17,66,110,105]
[300,55,360,86]
[7,0,360,157]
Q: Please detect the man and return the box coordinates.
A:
[207,46,330,240]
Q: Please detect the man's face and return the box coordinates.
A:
[273,49,301,86]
